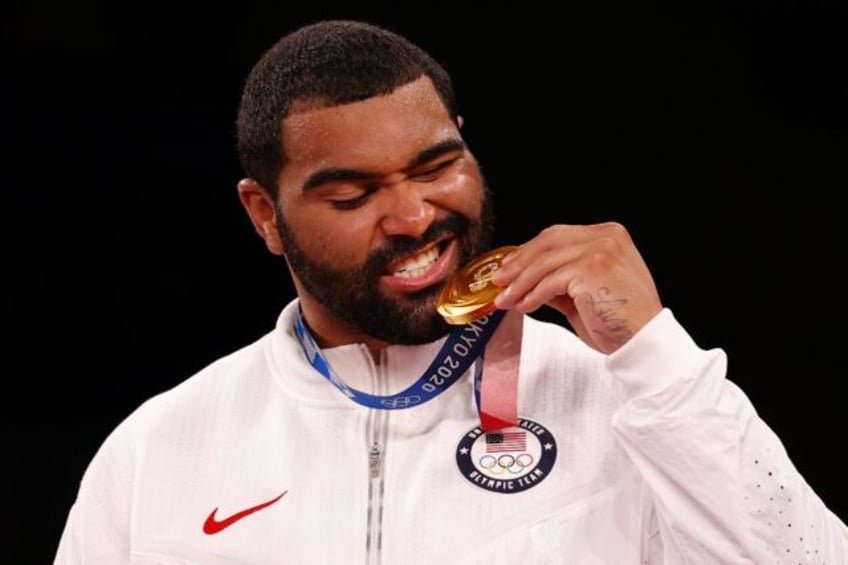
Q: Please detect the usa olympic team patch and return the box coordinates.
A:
[456,418,556,493]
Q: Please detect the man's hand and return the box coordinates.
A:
[492,222,663,354]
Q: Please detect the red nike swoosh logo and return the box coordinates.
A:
[202,490,288,534]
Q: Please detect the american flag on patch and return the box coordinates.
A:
[485,431,527,452]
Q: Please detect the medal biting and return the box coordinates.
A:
[437,246,518,325]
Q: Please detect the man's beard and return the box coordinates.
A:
[276,189,495,345]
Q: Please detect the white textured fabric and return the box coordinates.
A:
[54,301,848,564]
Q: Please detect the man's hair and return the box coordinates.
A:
[235,19,459,197]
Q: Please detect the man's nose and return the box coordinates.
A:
[378,183,436,238]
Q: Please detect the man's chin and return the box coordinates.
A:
[396,312,454,345]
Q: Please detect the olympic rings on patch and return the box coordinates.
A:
[477,452,534,475]
[479,455,497,469]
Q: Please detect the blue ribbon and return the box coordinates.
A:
[294,307,505,409]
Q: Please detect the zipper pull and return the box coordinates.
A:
[369,442,383,478]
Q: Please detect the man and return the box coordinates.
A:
[55,19,847,564]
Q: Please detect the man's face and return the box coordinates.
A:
[274,76,494,346]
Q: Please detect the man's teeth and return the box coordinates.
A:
[393,247,439,278]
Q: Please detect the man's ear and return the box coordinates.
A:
[237,178,284,255]
[457,115,464,129]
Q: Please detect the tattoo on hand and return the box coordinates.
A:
[588,287,632,344]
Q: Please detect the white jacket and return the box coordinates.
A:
[55,301,848,564]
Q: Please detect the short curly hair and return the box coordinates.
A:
[235,19,459,198]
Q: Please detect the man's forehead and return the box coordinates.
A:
[282,76,447,126]
[279,78,456,165]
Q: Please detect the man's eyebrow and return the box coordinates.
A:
[301,137,466,193]
[302,168,374,192]
[408,138,466,169]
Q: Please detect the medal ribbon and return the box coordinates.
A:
[475,309,523,431]
[294,307,505,410]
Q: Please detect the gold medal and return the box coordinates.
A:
[437,245,519,325]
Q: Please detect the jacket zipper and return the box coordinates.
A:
[366,440,384,564]
[365,349,388,565]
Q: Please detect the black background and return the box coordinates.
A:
[4,2,847,562]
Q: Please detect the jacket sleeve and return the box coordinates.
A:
[54,419,135,565]
[607,308,848,564]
